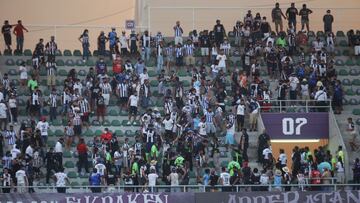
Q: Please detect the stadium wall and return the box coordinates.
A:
[2,191,360,203]
[140,0,360,36]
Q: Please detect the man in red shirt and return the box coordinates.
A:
[76,138,89,174]
[100,128,112,143]
[13,20,28,53]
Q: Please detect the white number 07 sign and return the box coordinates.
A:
[282,118,308,135]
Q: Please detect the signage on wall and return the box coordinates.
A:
[261,113,329,140]
[125,20,135,30]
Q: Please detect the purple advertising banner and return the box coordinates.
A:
[0,192,194,203]
[196,191,360,203]
[261,113,329,140]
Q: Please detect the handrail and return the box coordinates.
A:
[2,183,359,193]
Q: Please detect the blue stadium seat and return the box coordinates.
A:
[64,49,72,56]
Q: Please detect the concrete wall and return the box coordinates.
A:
[142,0,360,36]
[0,0,135,50]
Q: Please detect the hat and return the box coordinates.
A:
[153,107,159,112]
[150,160,157,165]
[302,78,307,82]
[128,147,134,152]
[275,169,282,176]
[282,166,290,173]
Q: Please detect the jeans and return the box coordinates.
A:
[82,43,90,60]
[98,44,106,56]
[10,108,18,123]
[78,153,89,173]
[50,107,57,121]
[16,36,24,52]
[157,55,164,73]
[141,47,150,62]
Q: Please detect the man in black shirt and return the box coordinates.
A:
[299,4,313,32]
[271,3,287,34]
[286,3,298,31]
[1,21,13,51]
[257,129,270,162]
[213,20,226,46]
[199,30,210,64]
[260,17,271,39]
[44,147,56,184]
[323,10,334,33]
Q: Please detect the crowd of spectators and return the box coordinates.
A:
[0,2,359,193]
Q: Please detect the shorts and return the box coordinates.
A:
[166,55,174,62]
[74,125,82,135]
[97,106,106,115]
[81,113,89,122]
[103,94,110,106]
[185,56,195,65]
[30,104,40,114]
[206,123,216,134]
[175,36,183,45]
[249,113,258,124]
[225,133,235,145]
[201,48,209,56]
[119,97,128,105]
[176,56,183,66]
[301,19,309,26]
[129,106,137,115]
[47,75,56,86]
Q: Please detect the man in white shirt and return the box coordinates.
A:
[36,117,49,145]
[216,50,227,73]
[11,144,21,159]
[15,167,28,193]
[95,160,107,177]
[278,149,287,168]
[128,92,139,124]
[139,69,149,85]
[147,169,159,191]
[173,21,183,45]
[119,31,129,55]
[163,115,174,141]
[314,86,328,112]
[236,100,246,132]
[25,144,34,159]
[55,138,64,167]
[198,117,207,137]
[289,74,299,105]
[167,168,179,192]
[0,100,7,130]
[53,167,70,193]
[220,167,231,191]
[262,145,272,167]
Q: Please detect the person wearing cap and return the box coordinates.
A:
[213,19,226,46]
[323,10,334,33]
[314,85,328,112]
[173,21,183,45]
[271,3,287,34]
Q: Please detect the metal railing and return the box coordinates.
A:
[257,99,332,113]
[2,182,359,193]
